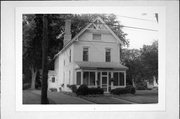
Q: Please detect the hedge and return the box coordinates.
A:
[76,84,104,96]
[110,85,136,95]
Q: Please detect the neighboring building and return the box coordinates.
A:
[52,17,128,93]
[48,70,57,91]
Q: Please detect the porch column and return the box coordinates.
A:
[111,72,113,89]
[81,71,83,85]
[95,71,97,87]
[124,71,126,87]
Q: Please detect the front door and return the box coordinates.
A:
[101,72,108,93]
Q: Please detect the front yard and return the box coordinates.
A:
[79,89,158,104]
[23,89,158,104]
[113,89,158,104]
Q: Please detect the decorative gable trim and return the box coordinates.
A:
[54,16,122,59]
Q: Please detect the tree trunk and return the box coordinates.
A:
[30,67,37,89]
[41,14,49,104]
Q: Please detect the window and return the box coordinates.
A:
[97,72,101,86]
[83,47,88,61]
[83,72,89,85]
[119,72,124,86]
[76,72,81,85]
[52,77,55,83]
[113,72,118,86]
[90,72,95,85]
[105,48,111,62]
[113,72,125,86]
[69,49,71,63]
[83,72,95,86]
[93,34,101,40]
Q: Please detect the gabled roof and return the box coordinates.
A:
[54,16,123,59]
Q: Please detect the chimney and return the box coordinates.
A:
[64,19,72,46]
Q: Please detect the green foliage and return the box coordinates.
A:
[121,40,158,84]
[76,84,89,96]
[141,41,158,80]
[76,85,104,95]
[88,87,104,95]
[67,84,77,93]
[125,85,136,94]
[110,86,136,95]
[49,88,57,92]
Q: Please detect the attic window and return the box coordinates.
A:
[93,34,101,40]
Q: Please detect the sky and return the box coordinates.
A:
[116,13,159,49]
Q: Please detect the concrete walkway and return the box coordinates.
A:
[31,90,94,104]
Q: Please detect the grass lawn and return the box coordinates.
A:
[113,89,158,104]
[80,95,133,104]
[23,90,55,104]
[79,89,158,104]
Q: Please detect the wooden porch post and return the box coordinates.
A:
[81,71,83,85]
[111,72,113,89]
[124,71,126,87]
[95,71,97,87]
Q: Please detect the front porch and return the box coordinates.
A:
[75,62,128,93]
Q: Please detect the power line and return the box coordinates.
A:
[88,22,158,32]
[117,15,155,22]
[120,25,158,32]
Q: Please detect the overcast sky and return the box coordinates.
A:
[116,13,159,49]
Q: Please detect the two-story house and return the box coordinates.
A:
[49,17,128,93]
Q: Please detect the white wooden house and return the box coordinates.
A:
[51,17,128,93]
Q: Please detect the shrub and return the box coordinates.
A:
[49,88,57,92]
[88,87,104,95]
[69,85,77,93]
[76,85,104,95]
[111,85,136,95]
[76,84,89,96]
[125,85,136,94]
[110,88,128,95]
[136,82,147,90]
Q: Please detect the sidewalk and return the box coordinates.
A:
[28,90,94,104]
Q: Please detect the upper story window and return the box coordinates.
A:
[69,49,71,63]
[105,48,111,62]
[93,34,101,40]
[83,47,89,61]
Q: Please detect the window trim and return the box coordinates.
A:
[83,47,89,62]
[105,48,111,62]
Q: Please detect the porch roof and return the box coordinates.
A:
[75,62,128,70]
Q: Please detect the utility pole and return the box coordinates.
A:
[41,14,49,104]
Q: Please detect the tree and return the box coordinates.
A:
[121,41,158,85]
[23,14,42,89]
[121,48,143,84]
[140,40,158,83]
[41,14,49,104]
